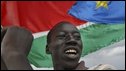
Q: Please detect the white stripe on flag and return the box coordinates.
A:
[32,22,94,39]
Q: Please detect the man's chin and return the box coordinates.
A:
[61,57,79,68]
[62,61,79,70]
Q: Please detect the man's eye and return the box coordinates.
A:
[57,35,65,39]
[73,33,81,40]
[74,35,81,40]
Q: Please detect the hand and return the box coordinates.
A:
[75,61,88,70]
[1,26,33,56]
[1,26,33,70]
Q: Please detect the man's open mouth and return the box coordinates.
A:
[64,48,79,59]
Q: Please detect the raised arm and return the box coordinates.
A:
[1,26,33,70]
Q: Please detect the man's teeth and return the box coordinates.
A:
[65,49,77,53]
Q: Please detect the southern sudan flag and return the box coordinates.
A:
[69,1,125,24]
[1,1,125,68]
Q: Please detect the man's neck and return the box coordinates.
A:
[53,65,74,70]
[53,60,88,70]
[53,61,65,70]
[53,61,75,70]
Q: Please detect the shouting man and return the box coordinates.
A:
[1,22,115,70]
[46,21,87,70]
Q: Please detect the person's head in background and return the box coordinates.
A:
[46,21,83,70]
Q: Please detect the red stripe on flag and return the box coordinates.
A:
[1,1,86,33]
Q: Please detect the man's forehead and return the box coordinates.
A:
[52,23,78,33]
[47,22,80,44]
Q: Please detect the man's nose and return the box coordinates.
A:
[65,34,77,46]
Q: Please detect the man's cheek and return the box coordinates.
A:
[50,40,64,52]
[53,45,63,55]
[78,41,83,48]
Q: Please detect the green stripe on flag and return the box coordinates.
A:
[80,24,125,56]
[28,36,53,67]
[28,23,125,67]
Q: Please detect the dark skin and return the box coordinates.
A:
[1,26,33,70]
[46,22,88,70]
[1,22,88,70]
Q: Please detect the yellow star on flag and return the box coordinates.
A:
[96,1,109,9]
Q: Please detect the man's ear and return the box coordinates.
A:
[46,45,51,54]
